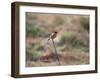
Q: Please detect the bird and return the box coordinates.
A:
[48,31,58,41]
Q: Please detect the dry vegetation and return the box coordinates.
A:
[26,12,89,67]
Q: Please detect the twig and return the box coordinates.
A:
[51,39,60,65]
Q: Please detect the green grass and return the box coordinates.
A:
[58,32,89,52]
[26,47,39,61]
[26,22,46,37]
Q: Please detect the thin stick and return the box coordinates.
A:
[51,39,60,65]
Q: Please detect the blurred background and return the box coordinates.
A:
[26,12,89,67]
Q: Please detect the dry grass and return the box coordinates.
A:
[26,51,89,67]
[26,12,89,67]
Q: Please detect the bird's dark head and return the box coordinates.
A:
[54,31,57,33]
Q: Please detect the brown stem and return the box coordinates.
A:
[52,39,60,65]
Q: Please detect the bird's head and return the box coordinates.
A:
[54,31,58,34]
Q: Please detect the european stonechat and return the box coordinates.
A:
[48,32,58,41]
